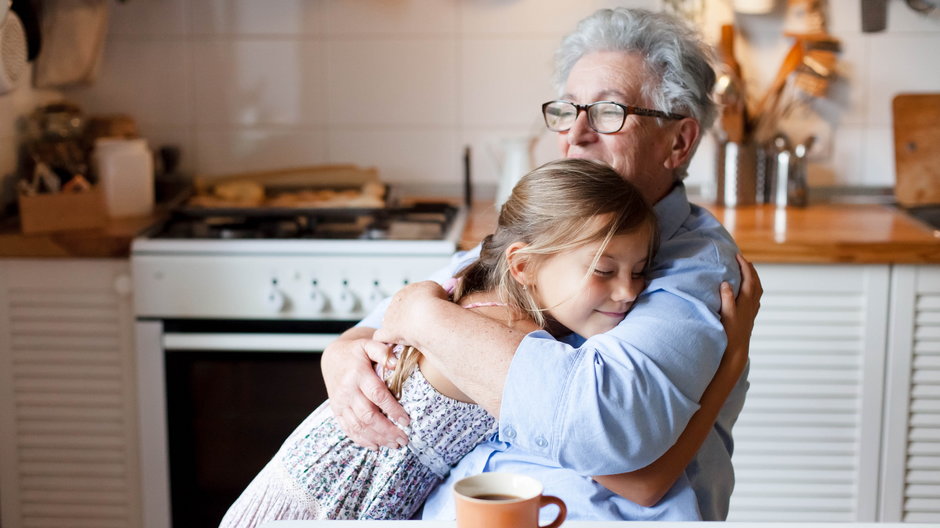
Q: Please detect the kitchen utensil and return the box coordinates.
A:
[715,25,747,143]
[769,134,813,208]
[893,93,940,207]
[752,38,805,141]
[789,136,813,207]
[463,145,472,208]
[0,0,28,95]
[716,140,758,207]
[861,0,888,32]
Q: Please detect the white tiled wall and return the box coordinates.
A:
[1,0,938,207]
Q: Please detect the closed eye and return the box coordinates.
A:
[593,268,614,277]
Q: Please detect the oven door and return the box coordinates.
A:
[136,319,354,528]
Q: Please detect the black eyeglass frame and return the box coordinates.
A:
[541,100,687,134]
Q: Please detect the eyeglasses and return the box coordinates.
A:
[541,100,686,134]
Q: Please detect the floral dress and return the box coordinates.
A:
[219,359,496,526]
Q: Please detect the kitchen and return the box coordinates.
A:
[1,0,939,527]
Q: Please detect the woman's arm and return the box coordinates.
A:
[594,254,762,507]
[374,281,525,416]
[321,326,410,450]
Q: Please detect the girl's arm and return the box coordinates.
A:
[594,254,761,507]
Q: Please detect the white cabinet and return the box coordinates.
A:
[0,259,142,528]
[0,259,933,524]
[881,265,940,523]
[728,264,890,522]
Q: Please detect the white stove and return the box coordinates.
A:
[131,201,467,528]
[133,202,466,320]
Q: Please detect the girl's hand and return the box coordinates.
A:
[720,254,762,362]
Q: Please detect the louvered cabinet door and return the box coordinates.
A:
[727,264,889,521]
[0,259,142,528]
[882,265,940,523]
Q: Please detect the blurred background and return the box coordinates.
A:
[1,0,938,208]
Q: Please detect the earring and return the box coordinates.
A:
[522,284,528,291]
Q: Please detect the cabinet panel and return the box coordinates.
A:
[0,259,141,528]
[728,264,888,522]
[882,265,940,523]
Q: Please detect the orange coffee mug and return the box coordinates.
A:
[453,472,566,528]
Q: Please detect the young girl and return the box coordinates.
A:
[220,158,753,526]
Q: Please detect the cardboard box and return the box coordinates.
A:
[18,188,107,234]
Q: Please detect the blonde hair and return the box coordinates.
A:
[386,158,658,397]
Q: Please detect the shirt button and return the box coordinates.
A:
[504,426,516,439]
[535,435,548,448]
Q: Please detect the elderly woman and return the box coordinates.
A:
[324,8,753,521]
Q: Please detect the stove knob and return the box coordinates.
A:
[365,280,387,311]
[334,280,360,314]
[308,280,330,313]
[265,280,287,313]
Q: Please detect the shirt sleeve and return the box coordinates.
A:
[498,233,739,476]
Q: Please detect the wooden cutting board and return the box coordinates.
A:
[893,93,940,207]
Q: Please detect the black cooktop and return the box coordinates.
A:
[148,201,460,241]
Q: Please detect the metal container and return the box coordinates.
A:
[769,134,812,208]
[715,140,757,207]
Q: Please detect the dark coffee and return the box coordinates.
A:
[472,493,521,501]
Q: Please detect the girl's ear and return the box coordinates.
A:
[505,242,530,286]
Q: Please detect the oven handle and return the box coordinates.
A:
[163,333,342,352]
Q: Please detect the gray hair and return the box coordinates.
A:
[554,8,718,134]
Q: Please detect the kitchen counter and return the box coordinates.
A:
[0,212,161,258]
[2,199,938,263]
[700,202,940,263]
[461,200,940,264]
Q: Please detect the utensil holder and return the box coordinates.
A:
[715,140,757,207]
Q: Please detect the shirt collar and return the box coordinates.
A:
[653,182,691,243]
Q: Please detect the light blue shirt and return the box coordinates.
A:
[360,184,748,521]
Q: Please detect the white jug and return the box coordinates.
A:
[93,138,154,218]
[492,135,538,209]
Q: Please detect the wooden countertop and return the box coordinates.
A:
[2,200,938,264]
[460,200,940,264]
[0,213,161,259]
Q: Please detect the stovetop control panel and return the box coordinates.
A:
[132,253,453,320]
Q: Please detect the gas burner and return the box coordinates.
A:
[148,202,460,242]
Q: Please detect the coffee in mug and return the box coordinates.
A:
[453,472,566,528]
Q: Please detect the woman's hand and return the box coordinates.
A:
[720,253,763,363]
[321,328,410,450]
[373,280,450,349]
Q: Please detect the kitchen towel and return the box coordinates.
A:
[33,0,109,88]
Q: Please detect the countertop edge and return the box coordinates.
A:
[2,201,939,264]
